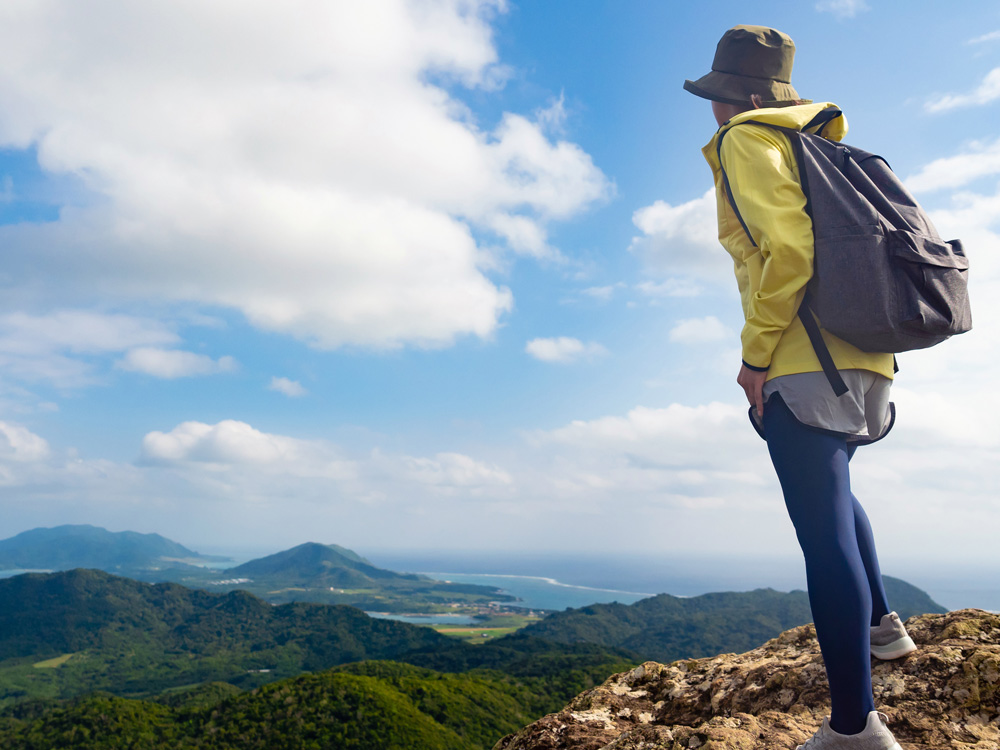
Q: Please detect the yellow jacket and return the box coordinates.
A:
[702,102,894,380]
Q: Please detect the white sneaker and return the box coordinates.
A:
[870,612,917,660]
[797,711,902,749]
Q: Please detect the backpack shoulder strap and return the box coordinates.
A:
[801,107,843,135]
[715,126,758,248]
[716,109,843,240]
[797,294,849,396]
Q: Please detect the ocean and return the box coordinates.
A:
[7,550,995,615]
[417,571,654,611]
[366,551,1000,615]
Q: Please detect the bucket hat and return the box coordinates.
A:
[684,25,810,106]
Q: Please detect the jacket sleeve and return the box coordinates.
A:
[719,125,814,370]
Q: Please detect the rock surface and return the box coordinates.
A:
[493,609,1000,750]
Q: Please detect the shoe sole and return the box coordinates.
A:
[796,739,902,749]
[871,635,917,660]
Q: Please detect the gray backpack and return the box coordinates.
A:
[718,108,972,395]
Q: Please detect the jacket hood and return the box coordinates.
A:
[702,102,847,169]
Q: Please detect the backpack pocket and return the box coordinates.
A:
[888,230,972,345]
[809,227,894,350]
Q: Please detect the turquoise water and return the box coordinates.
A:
[421,572,653,611]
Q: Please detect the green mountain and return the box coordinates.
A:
[0,569,450,701]
[0,525,227,573]
[0,528,513,612]
[0,567,949,749]
[226,542,423,586]
[0,662,566,750]
[198,541,515,611]
[516,576,946,663]
[0,570,632,748]
[0,570,627,707]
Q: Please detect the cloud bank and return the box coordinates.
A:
[0,0,609,350]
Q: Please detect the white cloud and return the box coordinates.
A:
[0,421,50,463]
[0,311,177,356]
[668,316,731,344]
[628,189,730,285]
[1,384,999,562]
[580,283,625,302]
[0,310,179,387]
[535,93,567,134]
[142,420,292,465]
[0,1,609,350]
[815,0,869,18]
[269,376,307,397]
[520,391,999,560]
[140,420,353,479]
[636,279,703,298]
[969,30,1000,45]
[523,401,773,514]
[385,451,513,493]
[136,419,515,512]
[525,337,607,363]
[906,137,1000,193]
[117,348,237,379]
[926,68,1000,113]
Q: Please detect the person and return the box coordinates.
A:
[684,25,918,750]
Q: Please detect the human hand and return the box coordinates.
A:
[737,363,767,417]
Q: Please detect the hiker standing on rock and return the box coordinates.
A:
[685,26,919,750]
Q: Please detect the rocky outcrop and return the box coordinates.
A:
[494,609,999,750]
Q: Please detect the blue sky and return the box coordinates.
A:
[0,1,998,571]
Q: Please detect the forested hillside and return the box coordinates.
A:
[0,525,224,572]
[0,570,631,708]
[0,527,512,612]
[0,569,948,749]
[0,662,570,750]
[518,576,945,662]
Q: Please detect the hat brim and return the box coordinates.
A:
[683,70,807,107]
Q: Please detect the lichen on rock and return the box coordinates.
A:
[493,609,1000,750]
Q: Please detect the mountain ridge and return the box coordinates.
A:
[0,527,512,611]
[0,569,627,705]
[227,541,425,587]
[515,576,945,663]
[0,524,227,572]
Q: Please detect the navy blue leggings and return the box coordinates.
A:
[762,394,891,736]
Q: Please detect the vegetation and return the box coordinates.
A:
[0,526,514,612]
[0,570,631,710]
[0,659,593,750]
[0,562,948,749]
[190,575,515,613]
[0,569,451,706]
[167,542,514,612]
[516,576,945,662]
[431,612,542,643]
[0,525,225,574]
